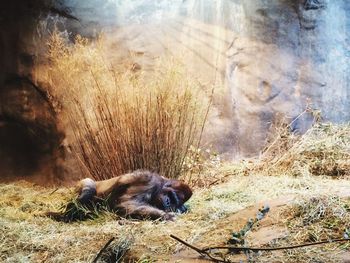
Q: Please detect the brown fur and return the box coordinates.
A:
[49,170,192,221]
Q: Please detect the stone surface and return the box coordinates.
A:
[0,1,66,182]
[0,0,349,180]
[57,0,350,156]
[225,0,350,155]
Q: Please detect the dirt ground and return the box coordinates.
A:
[1,171,350,263]
[1,123,349,262]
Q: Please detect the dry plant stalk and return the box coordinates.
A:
[47,32,210,180]
[257,115,350,177]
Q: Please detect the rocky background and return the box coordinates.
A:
[0,0,349,182]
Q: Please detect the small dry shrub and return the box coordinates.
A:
[292,197,349,226]
[181,146,222,187]
[97,236,134,263]
[260,117,299,161]
[47,32,210,180]
[286,196,350,242]
[251,196,350,263]
[258,120,350,177]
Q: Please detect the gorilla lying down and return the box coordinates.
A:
[47,170,192,222]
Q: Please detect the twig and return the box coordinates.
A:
[170,234,203,254]
[49,188,59,195]
[92,237,115,263]
[170,234,227,262]
[203,238,350,252]
[170,234,350,262]
[208,179,220,187]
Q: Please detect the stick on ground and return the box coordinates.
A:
[92,237,115,263]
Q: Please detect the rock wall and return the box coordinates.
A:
[0,1,67,183]
[0,0,349,181]
[120,0,349,156]
[86,0,349,157]
[224,0,350,155]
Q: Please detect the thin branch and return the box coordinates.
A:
[92,237,115,263]
[203,238,350,253]
[170,235,228,262]
[171,234,350,263]
[170,234,203,254]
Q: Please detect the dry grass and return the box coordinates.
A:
[284,196,350,263]
[257,122,350,178]
[181,146,223,188]
[249,196,350,263]
[3,32,350,262]
[47,32,210,180]
[287,196,350,241]
[2,169,350,262]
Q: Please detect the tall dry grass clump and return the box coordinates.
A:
[258,122,350,177]
[47,32,210,180]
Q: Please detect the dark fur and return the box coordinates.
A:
[47,170,192,221]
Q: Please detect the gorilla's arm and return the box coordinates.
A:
[117,200,175,220]
[76,178,97,205]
